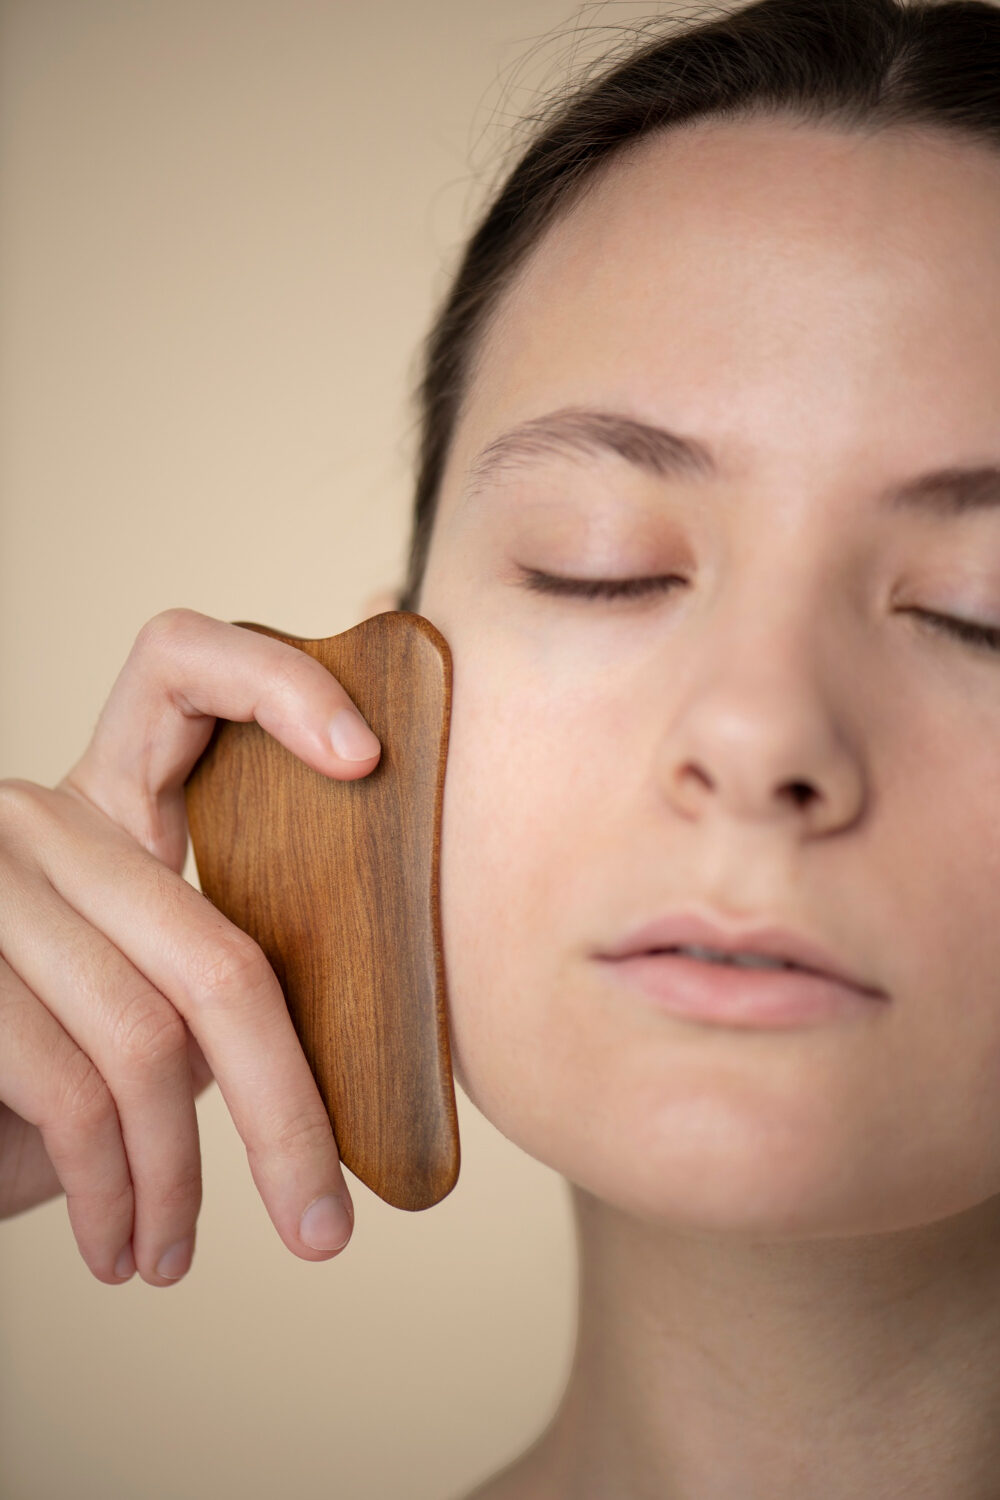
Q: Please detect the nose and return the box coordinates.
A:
[659,625,866,836]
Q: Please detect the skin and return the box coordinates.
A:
[4,110,1000,1496]
[405,117,1000,1498]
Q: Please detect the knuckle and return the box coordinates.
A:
[154,1161,204,1215]
[51,1052,114,1134]
[64,1185,135,1270]
[111,996,187,1074]
[132,607,201,661]
[267,1108,334,1162]
[68,1173,133,1219]
[269,647,326,704]
[188,928,275,1011]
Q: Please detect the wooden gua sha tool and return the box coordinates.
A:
[183,610,459,1211]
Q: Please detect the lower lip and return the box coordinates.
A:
[597,953,885,1028]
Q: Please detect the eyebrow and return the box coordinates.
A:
[463,405,1000,518]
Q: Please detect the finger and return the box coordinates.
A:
[2,859,201,1286]
[0,953,135,1284]
[27,782,355,1261]
[59,608,381,860]
[184,1025,215,1095]
[0,1104,63,1218]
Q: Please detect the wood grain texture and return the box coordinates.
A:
[183,610,459,1210]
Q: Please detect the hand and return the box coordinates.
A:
[0,606,386,1286]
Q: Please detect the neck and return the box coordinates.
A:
[520,1187,1000,1500]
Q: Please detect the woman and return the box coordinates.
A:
[4,0,1000,1494]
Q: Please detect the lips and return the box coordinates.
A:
[597,906,884,998]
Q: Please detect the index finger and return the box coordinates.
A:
[62,608,381,843]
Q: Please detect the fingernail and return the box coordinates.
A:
[300,1193,353,1252]
[114,1243,135,1280]
[330,708,380,762]
[156,1236,194,1280]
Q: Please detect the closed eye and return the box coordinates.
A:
[516,568,683,601]
[909,609,1000,655]
[516,569,1000,657]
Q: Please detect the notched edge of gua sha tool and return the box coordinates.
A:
[183,609,459,1211]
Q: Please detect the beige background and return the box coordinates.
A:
[0,1,688,1496]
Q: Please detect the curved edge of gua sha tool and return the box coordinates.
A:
[182,609,458,1211]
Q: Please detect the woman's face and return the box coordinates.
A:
[416,116,1000,1237]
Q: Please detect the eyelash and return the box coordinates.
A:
[516,568,1000,656]
[518,568,683,602]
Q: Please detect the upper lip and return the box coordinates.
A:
[598,906,885,996]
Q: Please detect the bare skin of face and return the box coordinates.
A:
[406,116,1000,1500]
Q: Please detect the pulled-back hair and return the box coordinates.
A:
[397,0,1000,612]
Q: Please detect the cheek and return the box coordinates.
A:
[436,654,608,1120]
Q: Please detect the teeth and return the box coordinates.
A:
[672,944,795,970]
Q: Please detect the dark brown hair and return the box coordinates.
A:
[397,0,1000,612]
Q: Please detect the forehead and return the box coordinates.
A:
[445,117,1000,492]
